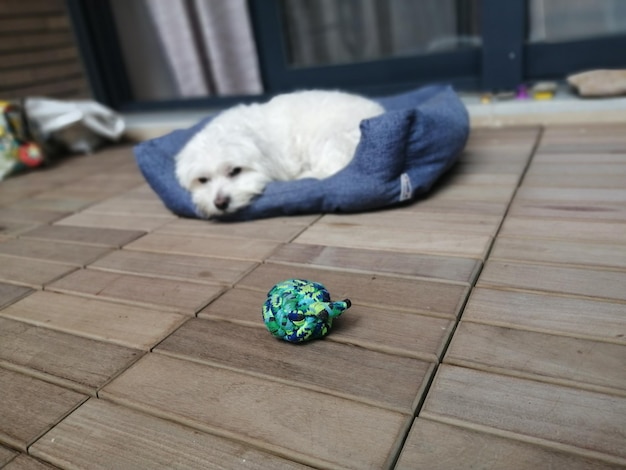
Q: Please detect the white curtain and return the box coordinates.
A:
[110,0,263,100]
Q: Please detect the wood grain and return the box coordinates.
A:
[238,263,469,318]
[47,269,224,314]
[516,187,626,204]
[295,223,492,258]
[0,283,32,309]
[478,260,626,301]
[31,399,311,470]
[156,318,433,412]
[396,418,625,470]
[463,288,626,344]
[90,249,257,285]
[0,208,68,224]
[0,367,86,451]
[199,287,454,361]
[101,354,409,470]
[499,217,626,244]
[19,225,145,248]
[0,445,17,467]
[509,199,626,222]
[490,237,626,269]
[0,317,141,394]
[0,255,76,289]
[446,322,626,395]
[0,239,111,266]
[55,212,173,232]
[268,243,481,284]
[124,233,280,261]
[2,453,57,469]
[421,365,626,464]
[0,291,186,350]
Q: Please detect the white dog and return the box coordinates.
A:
[175,90,384,216]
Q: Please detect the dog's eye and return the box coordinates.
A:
[228,167,242,177]
[197,177,210,184]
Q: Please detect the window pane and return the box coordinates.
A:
[280,0,481,67]
[529,0,626,43]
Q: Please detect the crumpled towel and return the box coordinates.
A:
[134,84,469,220]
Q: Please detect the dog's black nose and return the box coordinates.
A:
[214,195,231,211]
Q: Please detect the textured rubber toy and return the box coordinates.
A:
[262,279,351,343]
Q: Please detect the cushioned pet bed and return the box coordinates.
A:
[134,84,469,220]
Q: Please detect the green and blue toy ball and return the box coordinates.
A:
[262,279,351,343]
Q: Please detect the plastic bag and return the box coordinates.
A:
[24,98,125,155]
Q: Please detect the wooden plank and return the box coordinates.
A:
[0,0,65,14]
[0,208,68,224]
[268,243,481,284]
[516,187,626,204]
[478,260,626,301]
[1,46,78,69]
[0,63,83,88]
[8,197,95,213]
[0,283,32,309]
[238,263,469,318]
[101,354,408,470]
[427,184,517,202]
[125,233,280,262]
[156,218,309,242]
[0,255,76,289]
[2,454,56,469]
[404,199,509,217]
[90,249,257,285]
[318,210,503,235]
[0,291,186,350]
[0,445,17,467]
[31,399,311,470]
[490,237,626,269]
[47,269,224,314]
[0,317,141,395]
[0,239,111,267]
[463,288,626,344]
[421,365,626,465]
[509,199,626,222]
[199,287,454,361]
[83,199,174,217]
[0,367,86,451]
[156,318,433,413]
[523,172,626,188]
[295,223,492,258]
[532,153,626,164]
[446,322,626,395]
[396,418,624,470]
[54,213,173,232]
[0,221,40,238]
[499,217,626,244]
[437,169,521,186]
[19,225,145,248]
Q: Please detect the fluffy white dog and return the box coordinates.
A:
[175,90,384,216]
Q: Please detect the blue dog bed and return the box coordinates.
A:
[134,84,469,220]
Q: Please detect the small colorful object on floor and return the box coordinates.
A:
[262,279,351,343]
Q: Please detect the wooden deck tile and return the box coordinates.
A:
[0,221,40,238]
[463,288,626,344]
[82,198,174,217]
[523,172,626,188]
[516,187,626,204]
[0,256,76,289]
[0,445,17,467]
[9,196,95,213]
[0,208,69,224]
[0,367,86,451]
[427,183,517,202]
[90,249,257,285]
[0,291,186,350]
[54,212,174,232]
[156,217,309,242]
[0,283,32,309]
[3,454,57,469]
[509,199,626,222]
[101,354,409,470]
[199,287,454,360]
[404,198,509,217]
[125,233,281,261]
[532,152,626,164]
[0,317,141,395]
[156,317,433,413]
[446,322,626,395]
[499,217,626,244]
[490,237,626,270]
[0,239,111,267]
[295,224,492,258]
[31,399,311,470]
[396,418,624,470]
[268,243,480,284]
[238,263,469,318]
[421,365,626,465]
[478,260,626,301]
[47,269,224,314]
[19,225,145,248]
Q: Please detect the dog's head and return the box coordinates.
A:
[175,129,272,217]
